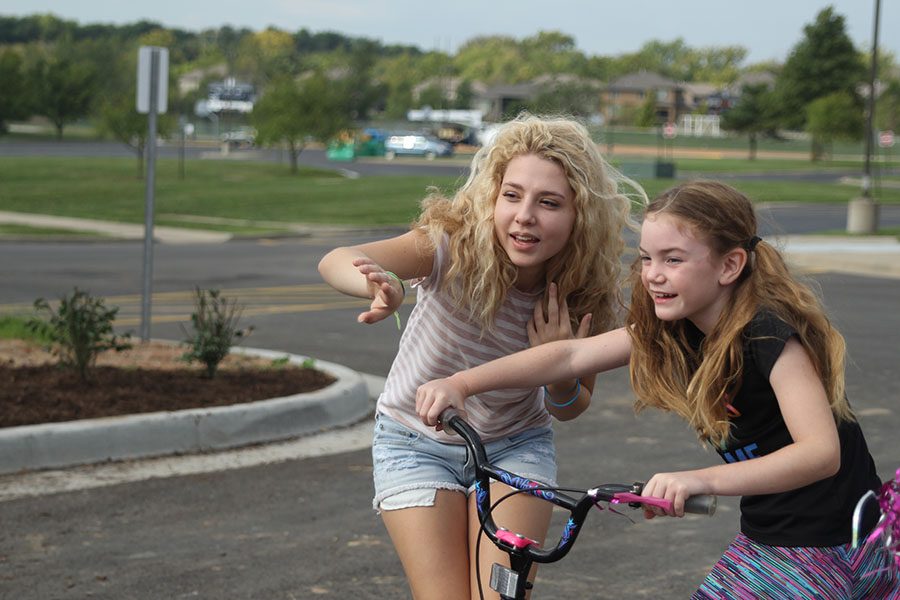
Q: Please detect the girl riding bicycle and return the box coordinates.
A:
[318,114,644,600]
[417,180,899,598]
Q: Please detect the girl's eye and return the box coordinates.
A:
[502,191,519,200]
[666,257,682,264]
[539,198,560,208]
[639,255,650,263]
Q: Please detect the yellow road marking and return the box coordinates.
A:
[0,284,414,327]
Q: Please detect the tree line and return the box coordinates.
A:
[0,7,898,167]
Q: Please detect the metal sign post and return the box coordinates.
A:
[136,46,169,341]
[847,0,881,233]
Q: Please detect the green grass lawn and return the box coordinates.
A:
[589,126,877,157]
[0,155,897,231]
[0,314,50,342]
[0,156,463,229]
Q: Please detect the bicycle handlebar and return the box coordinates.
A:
[440,408,716,564]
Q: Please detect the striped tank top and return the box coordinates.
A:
[377,234,551,442]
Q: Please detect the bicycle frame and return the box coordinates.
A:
[440,408,716,600]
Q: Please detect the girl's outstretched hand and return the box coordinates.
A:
[641,471,710,519]
[528,282,592,347]
[416,377,469,431]
[351,257,404,324]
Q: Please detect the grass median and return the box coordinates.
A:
[0,156,897,235]
[0,156,462,230]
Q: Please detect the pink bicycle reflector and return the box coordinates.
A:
[611,492,673,512]
[495,528,539,549]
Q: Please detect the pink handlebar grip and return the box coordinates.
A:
[611,492,673,512]
[611,492,717,516]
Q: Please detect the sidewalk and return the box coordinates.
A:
[0,210,233,243]
[775,234,900,280]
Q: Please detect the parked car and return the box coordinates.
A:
[384,132,453,160]
[221,127,256,149]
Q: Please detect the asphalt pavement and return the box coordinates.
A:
[0,215,898,599]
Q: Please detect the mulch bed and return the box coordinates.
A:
[0,364,335,428]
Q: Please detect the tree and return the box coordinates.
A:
[634,93,659,127]
[454,35,531,84]
[252,73,351,174]
[0,48,29,132]
[384,78,414,119]
[376,52,442,117]
[27,47,96,139]
[451,79,474,109]
[721,83,779,160]
[99,95,150,177]
[97,93,174,178]
[342,39,382,119]
[417,82,447,109]
[774,7,865,131]
[520,31,587,75]
[90,42,175,177]
[527,79,601,118]
[235,28,297,85]
[608,38,746,84]
[876,77,900,132]
[806,91,864,161]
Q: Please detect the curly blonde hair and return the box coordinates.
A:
[627,181,854,446]
[415,113,645,334]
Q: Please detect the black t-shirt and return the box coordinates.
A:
[684,311,881,547]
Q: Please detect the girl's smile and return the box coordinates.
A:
[639,213,734,334]
[494,154,576,291]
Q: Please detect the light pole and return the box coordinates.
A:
[847,0,881,233]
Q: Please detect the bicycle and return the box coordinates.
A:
[853,466,899,570]
[439,408,717,600]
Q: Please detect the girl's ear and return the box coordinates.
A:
[719,248,748,286]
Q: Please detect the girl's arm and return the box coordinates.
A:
[416,327,632,427]
[318,229,434,324]
[641,337,841,517]
[527,282,597,421]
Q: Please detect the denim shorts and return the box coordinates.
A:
[371,412,557,512]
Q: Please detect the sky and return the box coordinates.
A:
[0,0,895,65]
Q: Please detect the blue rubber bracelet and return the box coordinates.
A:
[544,379,581,408]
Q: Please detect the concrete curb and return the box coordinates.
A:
[0,347,371,475]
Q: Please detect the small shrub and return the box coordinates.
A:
[28,288,132,381]
[180,287,253,379]
[270,355,291,368]
[301,357,316,369]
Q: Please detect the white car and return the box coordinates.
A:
[384,133,453,160]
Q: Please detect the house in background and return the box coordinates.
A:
[682,82,725,114]
[601,71,683,125]
[414,74,602,122]
[177,63,228,96]
[472,81,539,121]
[727,70,777,96]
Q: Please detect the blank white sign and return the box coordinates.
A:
[136,46,169,114]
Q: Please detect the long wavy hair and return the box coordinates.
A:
[416,114,645,334]
[627,181,854,446]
